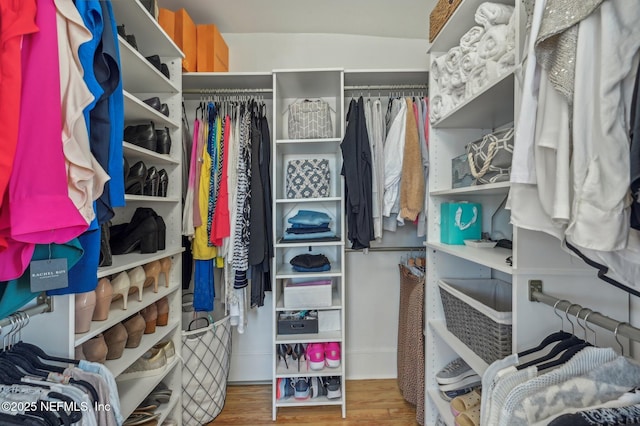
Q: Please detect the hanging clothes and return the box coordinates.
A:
[399,97,425,223]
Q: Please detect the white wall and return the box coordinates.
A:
[223,33,429,72]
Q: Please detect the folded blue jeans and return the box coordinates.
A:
[288,210,331,226]
[292,264,331,273]
[285,226,331,234]
[282,230,336,240]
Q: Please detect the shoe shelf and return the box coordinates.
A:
[117,356,180,420]
[124,91,180,129]
[97,246,185,279]
[110,0,183,58]
[427,389,455,426]
[275,197,342,204]
[429,320,489,376]
[124,194,181,203]
[123,142,180,165]
[275,362,343,378]
[275,396,343,408]
[75,282,181,346]
[118,36,179,94]
[426,242,513,275]
[431,72,515,129]
[106,320,179,377]
[275,291,342,311]
[430,181,511,196]
[276,330,342,345]
[275,264,343,279]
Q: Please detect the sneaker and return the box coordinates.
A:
[119,347,167,380]
[436,358,474,385]
[306,343,325,370]
[276,378,295,400]
[293,377,310,400]
[324,342,341,368]
[439,386,477,401]
[309,376,328,398]
[323,376,341,399]
[438,374,481,392]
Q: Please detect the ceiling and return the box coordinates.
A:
[157,0,434,40]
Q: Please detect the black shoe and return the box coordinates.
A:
[123,157,130,183]
[117,24,126,38]
[110,216,158,255]
[155,127,171,155]
[99,222,112,267]
[139,0,156,16]
[145,55,162,72]
[144,166,159,197]
[160,63,170,79]
[158,169,168,197]
[111,208,165,252]
[124,122,157,152]
[160,103,169,117]
[125,161,147,195]
[126,34,138,51]
[143,97,162,112]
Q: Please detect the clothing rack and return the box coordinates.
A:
[528,281,640,343]
[344,84,427,91]
[346,246,425,253]
[0,294,52,329]
[183,87,273,95]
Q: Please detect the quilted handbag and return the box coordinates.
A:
[466,127,514,185]
[286,159,330,199]
[288,99,333,139]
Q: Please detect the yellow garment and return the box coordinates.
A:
[193,119,217,260]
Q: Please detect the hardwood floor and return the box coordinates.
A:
[207,379,419,425]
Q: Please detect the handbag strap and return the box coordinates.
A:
[467,128,514,179]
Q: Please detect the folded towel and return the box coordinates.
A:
[506,11,516,51]
[450,86,466,107]
[475,2,514,29]
[461,52,483,78]
[477,24,509,61]
[465,60,498,98]
[460,26,486,53]
[429,94,454,123]
[445,46,463,74]
[497,50,515,75]
[439,71,452,95]
[431,55,446,86]
[450,69,466,88]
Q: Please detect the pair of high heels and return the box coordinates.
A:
[140,296,170,334]
[277,343,306,372]
[109,258,172,310]
[125,160,169,197]
[124,122,172,155]
[110,208,166,255]
[143,96,170,117]
[117,24,138,51]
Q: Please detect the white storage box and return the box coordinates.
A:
[284,279,332,308]
[318,310,340,332]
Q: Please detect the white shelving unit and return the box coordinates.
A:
[271,69,347,420]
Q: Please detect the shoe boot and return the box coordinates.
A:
[123,313,146,348]
[117,24,126,38]
[125,160,147,195]
[140,0,156,16]
[111,208,165,251]
[92,277,113,321]
[126,34,138,51]
[144,167,159,197]
[104,323,128,360]
[153,340,174,363]
[99,221,112,267]
[158,169,168,197]
[155,127,171,155]
[111,271,131,310]
[111,216,159,255]
[143,261,161,293]
[127,266,146,302]
[160,63,170,80]
[145,55,162,73]
[160,103,169,117]
[124,122,157,152]
[75,291,96,334]
[141,303,158,334]
[82,334,108,363]
[156,215,166,251]
[143,97,162,113]
[159,257,172,288]
[119,347,167,380]
[155,297,169,326]
[123,157,130,183]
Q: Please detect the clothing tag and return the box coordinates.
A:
[30,258,68,292]
[47,372,71,385]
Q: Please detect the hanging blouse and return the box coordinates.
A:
[192,110,217,260]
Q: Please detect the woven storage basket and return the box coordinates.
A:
[438,278,512,364]
[429,0,463,42]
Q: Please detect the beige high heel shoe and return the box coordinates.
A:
[111,271,131,310]
[159,257,172,288]
[75,291,96,334]
[143,260,161,293]
[127,266,145,302]
[92,277,113,321]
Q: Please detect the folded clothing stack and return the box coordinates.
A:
[283,210,337,241]
[289,254,331,273]
[430,1,516,123]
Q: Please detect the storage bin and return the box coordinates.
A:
[284,278,332,308]
[196,24,229,72]
[438,278,512,364]
[452,153,473,189]
[429,0,463,42]
[318,310,340,332]
[175,8,197,72]
[277,311,319,335]
[441,202,482,244]
[158,8,176,41]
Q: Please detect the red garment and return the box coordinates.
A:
[211,115,231,246]
[0,0,39,251]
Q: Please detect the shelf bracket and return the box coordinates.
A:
[528,280,543,301]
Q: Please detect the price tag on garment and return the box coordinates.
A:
[29,258,68,292]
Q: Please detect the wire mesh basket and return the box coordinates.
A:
[438,278,512,364]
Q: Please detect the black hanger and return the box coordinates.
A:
[48,391,83,424]
[0,412,47,426]
[536,342,591,372]
[516,335,584,370]
[13,342,79,365]
[8,346,65,373]
[518,330,573,358]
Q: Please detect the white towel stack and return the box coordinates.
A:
[430,2,516,124]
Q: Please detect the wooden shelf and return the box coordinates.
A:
[276,330,342,344]
[125,195,180,203]
[276,291,342,311]
[275,361,343,378]
[275,396,343,408]
[427,0,515,54]
[427,388,455,426]
[118,36,179,94]
[97,246,184,279]
[426,242,512,274]
[430,181,510,196]
[430,320,489,375]
[75,284,180,346]
[275,264,343,279]
[123,142,179,165]
[118,356,180,419]
[431,72,514,129]
[124,91,180,129]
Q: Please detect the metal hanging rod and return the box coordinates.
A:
[346,246,426,253]
[344,84,427,91]
[183,87,273,95]
[0,294,52,328]
[528,281,640,342]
